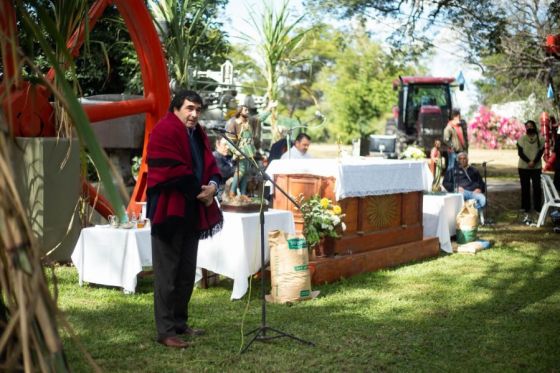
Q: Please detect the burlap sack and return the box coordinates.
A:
[456,199,479,244]
[266,230,318,304]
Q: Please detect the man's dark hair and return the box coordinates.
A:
[169,90,203,112]
[450,108,461,119]
[525,120,536,127]
[295,133,311,142]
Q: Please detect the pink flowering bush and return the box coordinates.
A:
[468,106,525,149]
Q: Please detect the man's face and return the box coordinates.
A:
[174,99,202,128]
[240,106,249,119]
[295,137,311,154]
[452,115,461,125]
[216,138,229,156]
[458,154,469,168]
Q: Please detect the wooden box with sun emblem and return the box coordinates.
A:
[273,173,423,255]
[272,166,438,284]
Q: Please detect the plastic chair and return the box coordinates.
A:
[536,174,560,227]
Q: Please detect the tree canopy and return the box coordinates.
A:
[304,0,560,106]
[313,23,416,143]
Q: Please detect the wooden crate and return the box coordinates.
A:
[273,173,423,254]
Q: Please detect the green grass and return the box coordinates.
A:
[53,219,560,372]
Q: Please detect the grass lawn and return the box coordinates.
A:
[54,220,560,371]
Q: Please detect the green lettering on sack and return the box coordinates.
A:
[300,290,310,297]
[288,238,307,250]
[294,264,308,271]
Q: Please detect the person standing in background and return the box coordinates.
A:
[281,133,312,160]
[443,109,468,181]
[516,120,545,219]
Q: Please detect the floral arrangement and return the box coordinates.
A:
[468,106,525,149]
[299,195,346,250]
[401,145,426,160]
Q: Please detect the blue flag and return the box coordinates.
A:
[548,83,555,99]
[456,71,466,86]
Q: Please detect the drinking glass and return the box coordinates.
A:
[108,215,118,228]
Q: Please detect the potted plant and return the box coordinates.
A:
[299,195,346,257]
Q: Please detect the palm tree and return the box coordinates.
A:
[245,0,312,139]
[149,0,229,91]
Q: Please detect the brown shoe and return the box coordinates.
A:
[158,336,190,349]
[177,326,205,337]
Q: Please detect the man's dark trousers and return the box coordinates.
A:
[152,226,199,340]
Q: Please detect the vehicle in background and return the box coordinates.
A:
[386,76,464,156]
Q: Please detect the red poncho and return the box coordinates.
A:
[147,112,223,239]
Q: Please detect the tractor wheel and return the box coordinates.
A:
[2,0,170,216]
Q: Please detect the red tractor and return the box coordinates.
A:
[386,76,464,156]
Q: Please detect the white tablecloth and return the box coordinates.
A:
[71,226,152,293]
[266,158,432,200]
[71,209,295,298]
[422,193,464,253]
[197,209,295,300]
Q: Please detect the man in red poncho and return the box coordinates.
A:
[146,90,223,348]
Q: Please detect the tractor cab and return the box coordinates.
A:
[388,76,462,154]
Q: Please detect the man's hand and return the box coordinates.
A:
[528,161,535,168]
[197,184,217,207]
[473,188,482,193]
[458,186,464,192]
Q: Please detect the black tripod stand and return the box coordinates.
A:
[210,128,314,353]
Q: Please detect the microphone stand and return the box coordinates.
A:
[209,128,314,353]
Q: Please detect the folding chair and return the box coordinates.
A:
[536,174,560,227]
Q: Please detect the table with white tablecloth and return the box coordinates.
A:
[71,209,295,298]
[197,209,295,299]
[422,193,464,253]
[71,225,152,293]
[266,158,433,200]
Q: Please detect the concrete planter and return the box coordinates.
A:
[12,137,81,261]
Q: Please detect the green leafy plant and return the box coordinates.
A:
[131,155,142,180]
[299,195,346,249]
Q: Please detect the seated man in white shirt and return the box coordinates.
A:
[280,133,312,160]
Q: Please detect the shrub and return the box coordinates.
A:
[468,106,525,149]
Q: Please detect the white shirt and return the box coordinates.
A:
[280,146,312,160]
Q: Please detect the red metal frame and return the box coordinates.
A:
[1,0,170,217]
